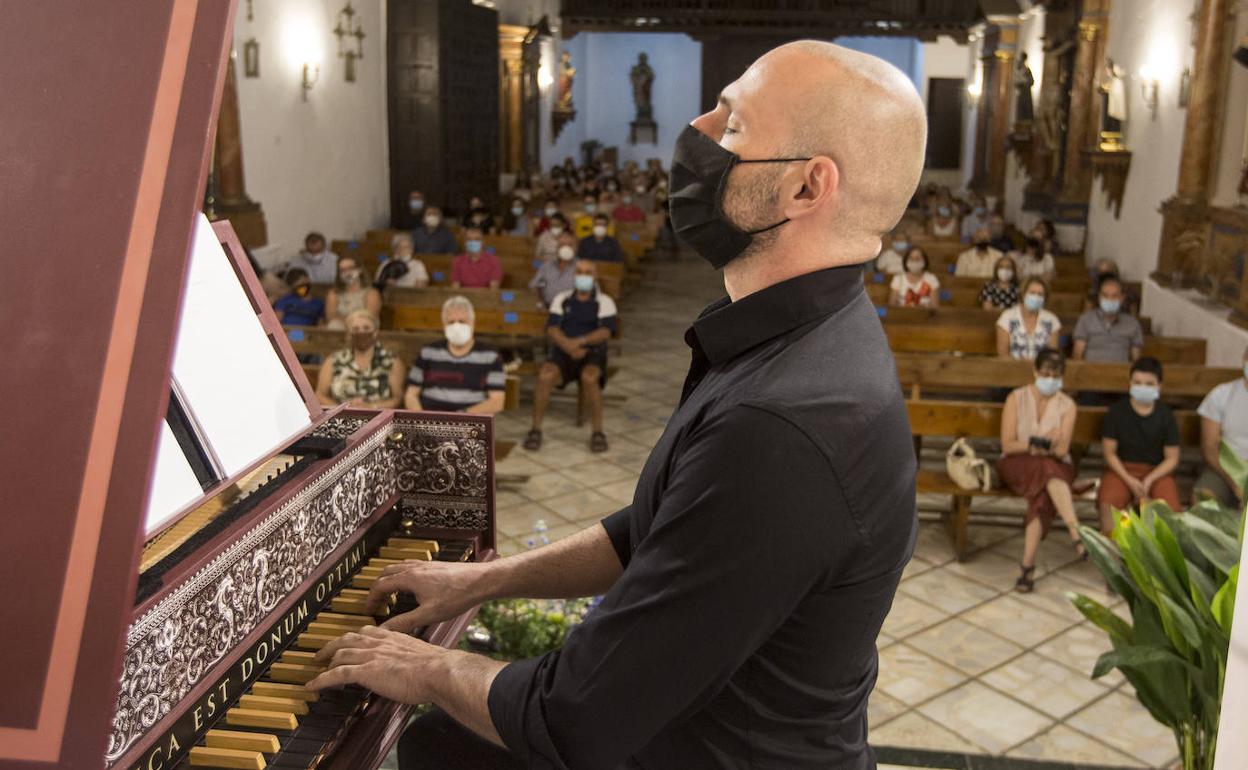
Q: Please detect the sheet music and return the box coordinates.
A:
[144,419,204,534]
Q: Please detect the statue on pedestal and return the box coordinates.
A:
[629,52,657,145]
[1098,58,1127,150]
[556,51,575,112]
[1014,52,1035,124]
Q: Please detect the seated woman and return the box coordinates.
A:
[996,278,1061,360]
[997,348,1085,593]
[272,268,325,326]
[928,197,959,238]
[500,198,532,237]
[534,213,568,263]
[315,310,404,408]
[979,255,1019,310]
[404,296,506,415]
[1016,238,1056,282]
[376,233,429,290]
[325,256,382,330]
[888,246,941,308]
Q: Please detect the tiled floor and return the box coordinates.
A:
[381,254,1177,769]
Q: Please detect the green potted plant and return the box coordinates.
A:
[1069,443,1244,770]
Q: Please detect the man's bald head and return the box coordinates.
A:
[693,39,927,280]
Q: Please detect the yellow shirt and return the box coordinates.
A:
[574,214,615,239]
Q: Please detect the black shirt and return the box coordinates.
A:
[1103,397,1180,465]
[488,265,918,769]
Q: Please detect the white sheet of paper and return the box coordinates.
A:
[144,420,204,534]
[170,214,311,477]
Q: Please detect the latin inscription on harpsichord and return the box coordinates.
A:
[106,417,490,765]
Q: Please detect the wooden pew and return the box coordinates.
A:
[298,362,521,413]
[865,280,1087,313]
[284,324,544,363]
[909,399,1201,560]
[882,323,1206,365]
[875,304,1153,336]
[895,353,1236,401]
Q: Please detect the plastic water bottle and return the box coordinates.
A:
[534,519,550,546]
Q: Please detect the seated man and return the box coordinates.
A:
[412,206,458,254]
[1097,356,1182,531]
[408,189,426,227]
[404,296,506,415]
[534,213,568,263]
[873,228,910,274]
[1196,346,1248,506]
[577,214,625,262]
[1071,275,1143,363]
[272,267,325,326]
[289,231,339,285]
[987,213,1012,253]
[611,192,646,223]
[529,231,578,308]
[525,259,617,453]
[960,196,988,243]
[450,227,503,289]
[954,227,1002,278]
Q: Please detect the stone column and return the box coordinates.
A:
[209,55,266,248]
[969,29,993,193]
[1058,2,1110,208]
[985,19,1018,199]
[1156,0,1235,285]
[499,25,527,175]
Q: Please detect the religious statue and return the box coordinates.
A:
[1013,53,1034,124]
[556,51,575,112]
[1097,58,1127,150]
[630,53,654,121]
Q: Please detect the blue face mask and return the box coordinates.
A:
[1023,294,1045,312]
[1130,384,1160,404]
[1100,298,1121,314]
[466,240,482,254]
[574,275,594,293]
[938,206,951,217]
[893,240,910,253]
[1035,376,1063,397]
[584,203,597,213]
[511,206,524,215]
[974,206,986,216]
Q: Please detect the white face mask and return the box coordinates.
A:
[545,206,558,216]
[557,245,575,261]
[444,322,473,347]
[424,214,441,228]
[550,225,564,236]
[593,225,607,238]
[906,261,924,274]
[997,269,1014,282]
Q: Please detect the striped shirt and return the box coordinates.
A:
[407,340,506,413]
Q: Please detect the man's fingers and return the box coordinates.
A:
[315,631,381,664]
[380,606,435,634]
[329,647,376,669]
[306,664,366,692]
[365,575,404,613]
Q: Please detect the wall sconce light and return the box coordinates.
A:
[301,62,319,101]
[243,38,260,78]
[1138,64,1160,117]
[966,80,982,106]
[537,63,553,90]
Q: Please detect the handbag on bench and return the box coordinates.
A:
[945,437,996,492]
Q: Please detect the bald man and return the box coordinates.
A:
[308,41,926,770]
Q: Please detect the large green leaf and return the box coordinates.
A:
[1069,592,1133,640]
[1157,592,1203,650]
[1187,498,1243,540]
[1152,514,1193,596]
[1219,440,1248,498]
[1093,645,1188,680]
[1212,564,1238,635]
[1079,525,1136,601]
[1183,515,1242,576]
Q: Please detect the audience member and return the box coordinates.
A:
[450,227,503,289]
[291,231,339,285]
[1085,258,1139,315]
[248,249,286,303]
[997,348,1084,593]
[955,227,1004,278]
[1071,276,1143,363]
[536,201,562,235]
[979,255,1019,310]
[1031,219,1057,255]
[466,195,495,232]
[929,199,959,238]
[408,190,426,225]
[1097,357,1182,529]
[888,247,940,308]
[574,194,600,238]
[403,296,506,415]
[1016,237,1056,282]
[525,259,618,454]
[529,232,578,308]
[535,213,568,263]
[987,213,1013,253]
[996,278,1061,360]
[314,310,403,408]
[376,232,429,289]
[1195,346,1248,506]
[325,256,382,330]
[272,267,325,326]
[960,196,989,243]
[501,199,531,237]
[612,192,646,223]
[874,229,910,275]
[413,206,458,254]
[577,214,625,263]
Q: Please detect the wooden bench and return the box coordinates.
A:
[873,304,1152,335]
[865,280,1087,313]
[895,353,1237,402]
[909,399,1202,560]
[298,352,521,412]
[883,323,1207,365]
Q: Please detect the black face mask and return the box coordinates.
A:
[668,124,809,269]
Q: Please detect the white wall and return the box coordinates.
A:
[231,0,389,266]
[1001,8,1046,232]
[1212,7,1248,206]
[1083,0,1195,281]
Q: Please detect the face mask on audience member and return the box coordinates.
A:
[892,240,910,253]
[351,331,375,352]
[444,322,473,347]
[622,195,633,205]
[550,225,564,236]
[465,240,482,255]
[1035,376,1063,397]
[511,205,524,216]
[574,275,595,293]
[635,185,646,195]
[545,205,558,217]
[424,214,441,229]
[1023,293,1045,312]
[558,245,575,261]
[1099,297,1121,315]
[1130,384,1160,404]
[974,206,986,217]
[409,198,424,213]
[593,224,607,238]
[997,268,1014,282]
[341,269,360,285]
[294,284,310,298]
[606,182,618,192]
[975,240,990,252]
[938,206,951,217]
[584,202,597,214]
[906,259,924,274]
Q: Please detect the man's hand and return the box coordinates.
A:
[568,343,588,361]
[1126,477,1148,500]
[307,626,447,703]
[367,560,488,633]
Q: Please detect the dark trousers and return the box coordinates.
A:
[398,709,523,770]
